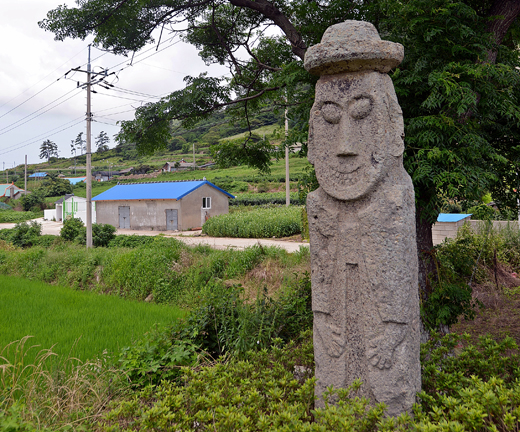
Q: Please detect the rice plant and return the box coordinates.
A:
[203,206,302,238]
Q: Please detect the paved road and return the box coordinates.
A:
[0,218,309,253]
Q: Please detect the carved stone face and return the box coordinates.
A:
[308,71,404,201]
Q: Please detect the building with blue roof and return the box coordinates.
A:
[0,183,26,200]
[432,213,472,245]
[93,180,234,231]
[28,172,48,178]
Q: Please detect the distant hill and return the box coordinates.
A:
[6,110,283,183]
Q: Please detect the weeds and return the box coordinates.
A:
[0,337,128,430]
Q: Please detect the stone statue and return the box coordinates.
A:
[304,21,421,416]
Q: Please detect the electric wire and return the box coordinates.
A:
[0,88,83,136]
[0,46,88,112]
[0,119,85,156]
[0,115,85,153]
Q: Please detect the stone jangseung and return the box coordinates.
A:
[304,20,421,416]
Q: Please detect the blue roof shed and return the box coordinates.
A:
[437,213,472,223]
[92,180,234,201]
[29,172,48,178]
[92,180,234,232]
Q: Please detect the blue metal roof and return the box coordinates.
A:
[29,172,47,178]
[92,180,235,201]
[437,213,472,223]
[64,177,87,185]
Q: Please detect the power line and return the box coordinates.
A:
[108,85,161,99]
[95,92,156,103]
[0,116,85,153]
[0,88,83,137]
[0,46,88,112]
[0,119,85,157]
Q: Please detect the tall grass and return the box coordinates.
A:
[0,275,185,362]
[203,206,302,238]
[0,238,310,309]
[1,337,128,429]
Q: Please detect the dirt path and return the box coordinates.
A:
[0,218,309,253]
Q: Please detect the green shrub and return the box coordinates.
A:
[75,223,117,247]
[103,332,520,432]
[9,222,42,248]
[108,234,156,248]
[174,272,312,358]
[467,203,497,220]
[203,206,302,238]
[0,403,38,432]
[60,217,84,241]
[119,326,199,388]
[19,192,45,212]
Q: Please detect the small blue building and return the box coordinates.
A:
[92,180,234,231]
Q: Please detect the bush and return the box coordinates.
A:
[119,326,198,388]
[19,192,45,212]
[108,234,156,248]
[60,217,84,241]
[75,223,117,247]
[9,222,42,248]
[230,192,301,206]
[174,272,312,358]
[203,206,302,238]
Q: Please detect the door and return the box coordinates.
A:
[118,206,130,229]
[166,209,178,231]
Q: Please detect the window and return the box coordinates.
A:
[202,197,211,209]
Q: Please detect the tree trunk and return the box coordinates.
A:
[486,0,520,63]
[416,208,436,341]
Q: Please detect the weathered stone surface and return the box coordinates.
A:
[304,21,404,76]
[304,21,420,417]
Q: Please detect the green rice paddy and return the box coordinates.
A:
[0,275,185,362]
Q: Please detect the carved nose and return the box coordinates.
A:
[336,117,358,156]
[337,139,358,156]
[337,140,358,156]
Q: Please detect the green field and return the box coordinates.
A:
[0,275,185,362]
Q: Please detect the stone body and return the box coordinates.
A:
[304,21,421,416]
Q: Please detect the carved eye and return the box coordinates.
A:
[350,96,373,120]
[320,102,342,124]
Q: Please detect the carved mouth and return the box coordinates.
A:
[335,163,361,175]
[334,155,362,174]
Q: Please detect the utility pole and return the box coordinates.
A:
[71,45,109,249]
[24,156,27,194]
[86,45,93,248]
[285,103,290,207]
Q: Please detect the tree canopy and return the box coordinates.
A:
[39,0,520,229]
[39,139,58,162]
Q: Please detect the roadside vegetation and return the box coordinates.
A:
[1,219,520,430]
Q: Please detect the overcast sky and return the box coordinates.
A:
[0,0,228,170]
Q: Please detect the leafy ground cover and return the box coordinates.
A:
[0,275,185,362]
[2,222,520,431]
[0,210,41,224]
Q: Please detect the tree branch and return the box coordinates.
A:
[228,0,307,60]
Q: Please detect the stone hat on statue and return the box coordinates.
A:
[304,20,404,76]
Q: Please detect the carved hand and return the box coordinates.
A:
[367,322,407,369]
